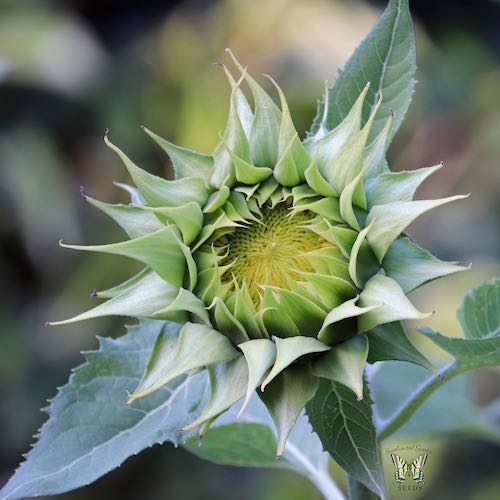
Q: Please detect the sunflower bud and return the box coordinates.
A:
[51,50,468,457]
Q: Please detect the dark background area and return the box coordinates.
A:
[1,0,499,498]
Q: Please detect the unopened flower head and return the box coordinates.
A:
[52,49,468,456]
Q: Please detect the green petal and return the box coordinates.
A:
[216,61,254,136]
[135,201,203,245]
[366,195,468,262]
[93,267,152,299]
[383,236,469,293]
[181,356,248,431]
[85,196,164,239]
[358,273,431,332]
[274,133,310,187]
[211,297,250,344]
[339,169,365,229]
[362,112,392,179]
[48,271,182,325]
[321,90,379,193]
[152,287,210,325]
[294,196,342,222]
[366,321,436,373]
[304,247,350,280]
[317,296,380,345]
[226,49,281,167]
[211,71,251,188]
[299,272,357,309]
[105,133,208,207]
[238,339,277,417]
[228,147,272,184]
[348,218,379,288]
[312,334,368,400]
[259,365,318,458]
[60,226,189,287]
[310,82,370,161]
[265,288,328,338]
[304,153,338,197]
[365,163,442,207]
[261,336,329,391]
[233,282,266,339]
[203,182,231,213]
[128,322,239,403]
[331,226,357,257]
[142,126,213,180]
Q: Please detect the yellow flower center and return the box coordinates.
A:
[220,203,331,305]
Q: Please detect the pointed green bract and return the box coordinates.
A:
[142,126,213,180]
[312,334,368,400]
[261,336,329,391]
[49,272,183,326]
[260,365,318,458]
[105,134,208,207]
[366,195,468,262]
[358,273,431,331]
[182,356,248,432]
[61,226,188,287]
[128,323,239,403]
[85,196,164,239]
[383,236,468,293]
[238,339,277,417]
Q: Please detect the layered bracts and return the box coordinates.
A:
[51,50,468,457]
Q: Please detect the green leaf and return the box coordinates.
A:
[372,362,499,440]
[307,378,385,497]
[419,327,500,366]
[309,0,416,144]
[378,278,500,440]
[184,396,343,499]
[348,476,380,500]
[457,277,500,339]
[0,320,209,500]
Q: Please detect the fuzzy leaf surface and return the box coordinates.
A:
[309,0,416,143]
[307,379,385,497]
[0,320,208,500]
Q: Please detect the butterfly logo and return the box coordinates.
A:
[390,453,428,484]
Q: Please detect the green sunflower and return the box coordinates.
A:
[51,49,467,457]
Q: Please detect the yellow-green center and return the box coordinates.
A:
[220,203,331,305]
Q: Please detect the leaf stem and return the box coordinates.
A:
[378,360,458,441]
[285,442,346,500]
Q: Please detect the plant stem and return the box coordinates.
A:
[378,360,459,441]
[285,441,346,500]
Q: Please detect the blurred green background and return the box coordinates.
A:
[0,0,499,499]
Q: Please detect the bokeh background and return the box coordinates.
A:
[1,0,499,499]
